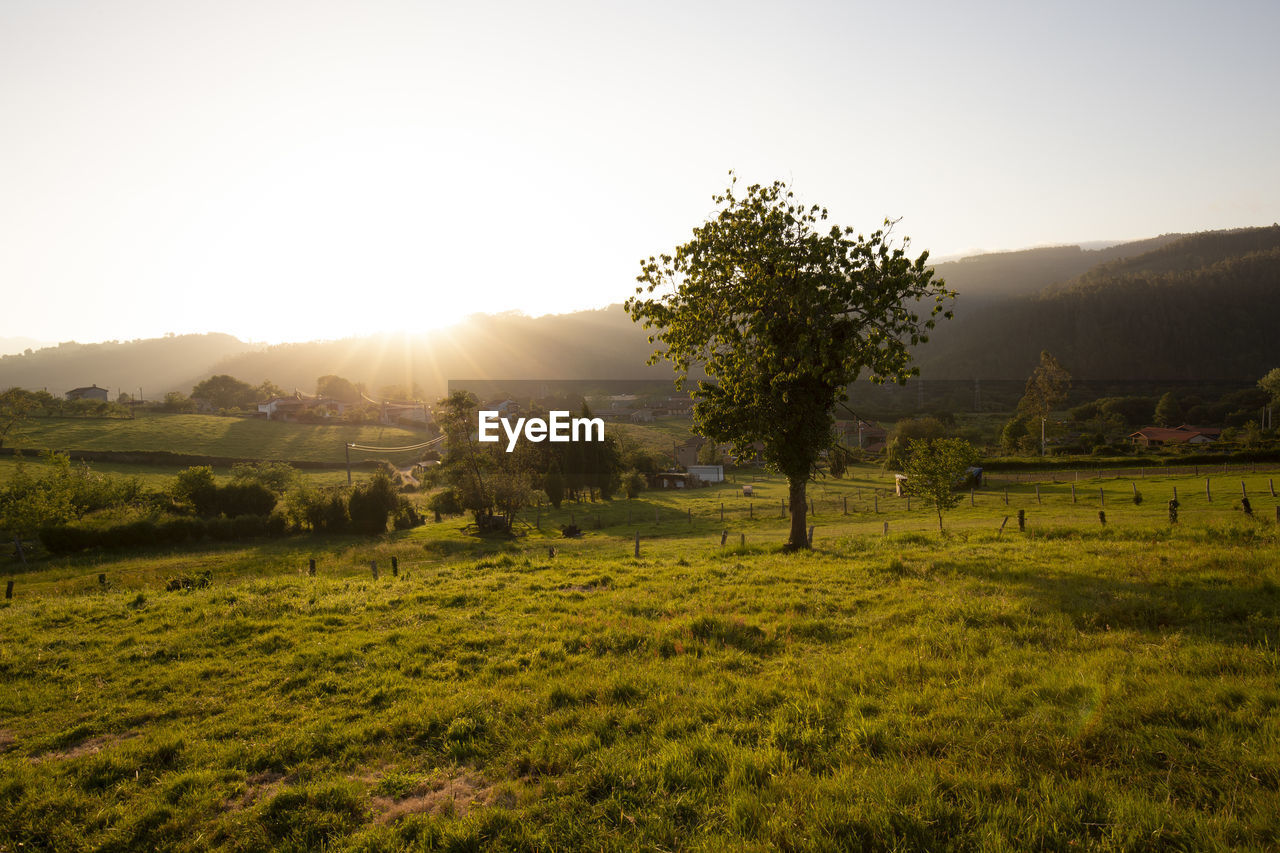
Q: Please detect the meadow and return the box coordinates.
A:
[2,466,1279,851]
[6,412,426,465]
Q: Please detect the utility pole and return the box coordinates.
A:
[345,443,352,485]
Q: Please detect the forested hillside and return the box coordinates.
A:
[916,226,1280,380]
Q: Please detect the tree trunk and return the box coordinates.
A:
[786,477,809,550]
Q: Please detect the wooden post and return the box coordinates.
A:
[4,580,11,599]
[843,496,848,515]
[1071,483,1077,503]
[1173,485,1178,501]
[882,521,888,536]
[720,529,728,546]
[1270,478,1275,498]
[1098,510,1106,526]
[874,495,879,513]
[1205,478,1211,502]
[98,573,106,586]
[749,503,753,519]
[548,546,556,558]
[906,496,911,511]
[1035,485,1041,505]
[807,526,814,547]
[634,531,640,558]
[345,443,352,485]
[371,561,378,580]
[1241,480,1247,498]
[1099,487,1105,506]
[308,558,316,576]
[720,503,724,522]
[740,532,745,547]
[1017,509,1025,532]
[391,557,398,577]
[1131,482,1138,500]
[998,516,1009,537]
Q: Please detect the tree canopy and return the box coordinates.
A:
[626,175,951,549]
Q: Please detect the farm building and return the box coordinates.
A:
[65,384,109,402]
[1129,425,1219,447]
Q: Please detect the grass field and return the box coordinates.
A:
[7,412,427,465]
[2,468,1279,851]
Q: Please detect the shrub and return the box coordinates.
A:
[215,482,277,518]
[348,472,399,535]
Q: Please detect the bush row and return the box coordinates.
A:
[39,513,287,554]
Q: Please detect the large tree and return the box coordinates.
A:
[626,175,951,549]
[190,374,257,410]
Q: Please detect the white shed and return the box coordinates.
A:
[687,464,725,483]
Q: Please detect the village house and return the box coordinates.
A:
[65,384,109,402]
[1129,425,1220,448]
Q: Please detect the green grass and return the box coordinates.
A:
[8,411,426,464]
[2,468,1280,850]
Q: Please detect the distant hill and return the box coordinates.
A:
[916,226,1280,380]
[2,227,1276,398]
[0,334,257,399]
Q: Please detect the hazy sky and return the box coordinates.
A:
[3,0,1278,345]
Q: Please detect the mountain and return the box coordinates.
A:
[1,227,1276,400]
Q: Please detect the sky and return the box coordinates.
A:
[3,0,1278,346]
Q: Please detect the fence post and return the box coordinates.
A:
[1205,478,1212,502]
[750,503,753,519]
[721,529,728,546]
[549,546,556,558]
[1035,485,1041,505]
[1270,478,1276,498]
[740,532,745,547]
[807,526,814,547]
[634,531,640,558]
[1173,485,1178,501]
[1099,487,1105,506]
[998,516,1009,537]
[308,558,316,576]
[906,496,911,511]
[371,561,378,580]
[391,557,398,577]
[874,495,879,513]
[1071,483,1076,503]
[1098,510,1106,527]
[4,580,11,599]
[720,503,724,522]
[1017,509,1025,532]
[1241,480,1247,498]
[843,496,848,515]
[882,521,889,536]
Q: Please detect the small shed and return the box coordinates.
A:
[894,473,908,497]
[687,464,725,483]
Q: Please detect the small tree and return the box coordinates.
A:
[901,437,978,533]
[191,374,257,410]
[0,387,38,450]
[1017,351,1071,455]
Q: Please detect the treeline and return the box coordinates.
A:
[425,392,652,531]
[1,456,423,556]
